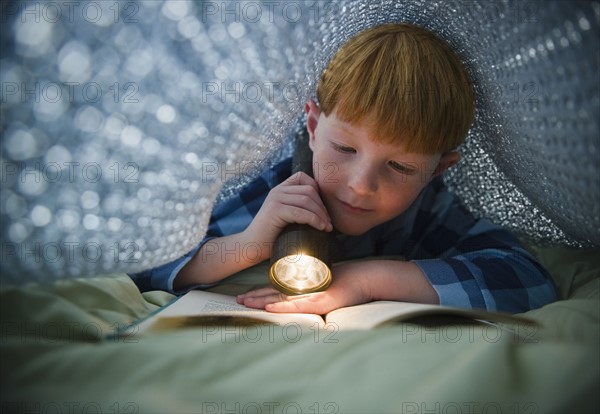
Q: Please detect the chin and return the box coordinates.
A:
[332,220,372,236]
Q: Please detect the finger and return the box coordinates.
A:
[264,293,330,314]
[276,193,332,231]
[241,292,289,309]
[277,183,330,219]
[238,288,315,308]
[237,286,279,303]
[283,171,319,189]
[274,174,332,229]
[264,300,305,313]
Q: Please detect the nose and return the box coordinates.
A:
[347,161,378,195]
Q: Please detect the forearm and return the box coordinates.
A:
[174,229,272,290]
[336,259,439,305]
[413,249,559,312]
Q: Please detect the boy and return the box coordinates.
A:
[130,23,558,314]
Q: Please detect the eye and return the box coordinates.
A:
[389,160,416,175]
[331,142,356,154]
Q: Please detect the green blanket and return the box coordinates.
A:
[1,247,598,413]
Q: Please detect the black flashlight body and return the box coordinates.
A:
[270,223,332,271]
[268,128,333,295]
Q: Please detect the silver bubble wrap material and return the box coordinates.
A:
[1,0,599,283]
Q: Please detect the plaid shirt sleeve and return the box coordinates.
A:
[128,159,292,294]
[372,177,560,313]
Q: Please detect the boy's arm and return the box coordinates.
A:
[240,229,557,315]
[240,178,559,314]
[128,230,272,295]
[390,178,560,313]
[409,230,560,313]
[128,232,264,295]
[173,230,266,290]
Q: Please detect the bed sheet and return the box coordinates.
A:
[1,247,598,414]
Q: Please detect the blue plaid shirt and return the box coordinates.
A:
[130,157,559,313]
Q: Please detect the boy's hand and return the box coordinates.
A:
[245,172,333,252]
[236,262,372,315]
[236,260,439,314]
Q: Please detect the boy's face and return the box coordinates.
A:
[305,100,459,236]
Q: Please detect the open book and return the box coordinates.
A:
[121,289,537,337]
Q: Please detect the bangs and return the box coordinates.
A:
[317,24,474,154]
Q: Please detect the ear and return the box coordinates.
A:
[432,151,461,178]
[304,99,321,151]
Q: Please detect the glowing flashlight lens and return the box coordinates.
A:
[270,254,331,295]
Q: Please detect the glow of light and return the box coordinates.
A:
[271,252,331,294]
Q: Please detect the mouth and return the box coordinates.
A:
[338,199,372,214]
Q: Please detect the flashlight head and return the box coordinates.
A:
[270,254,332,295]
[269,224,332,295]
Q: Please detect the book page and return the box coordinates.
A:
[325,301,537,331]
[131,290,325,335]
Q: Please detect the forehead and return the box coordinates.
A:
[320,110,382,140]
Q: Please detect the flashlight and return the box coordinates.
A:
[269,223,332,295]
[268,128,333,295]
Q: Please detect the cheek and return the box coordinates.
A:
[313,163,341,188]
[377,185,423,216]
[378,196,409,218]
[312,150,344,187]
